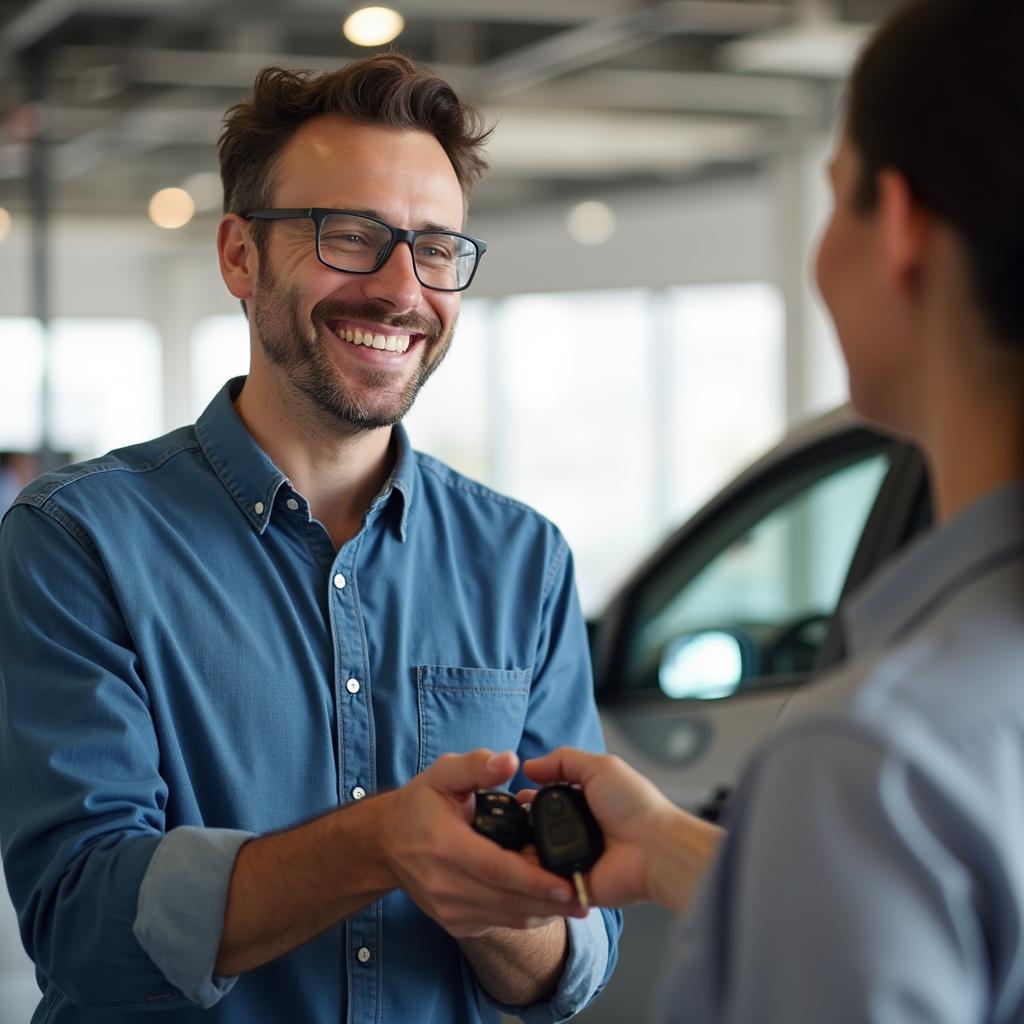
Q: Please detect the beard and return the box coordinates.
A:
[251,261,455,432]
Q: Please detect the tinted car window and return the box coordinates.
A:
[621,446,891,699]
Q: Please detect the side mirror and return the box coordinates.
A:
[658,629,749,701]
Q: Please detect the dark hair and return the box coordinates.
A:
[218,53,491,252]
[848,0,1024,345]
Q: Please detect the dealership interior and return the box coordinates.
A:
[1,1,910,1021]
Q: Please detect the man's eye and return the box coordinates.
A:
[416,243,453,261]
[324,232,368,245]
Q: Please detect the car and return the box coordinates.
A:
[573,406,932,1023]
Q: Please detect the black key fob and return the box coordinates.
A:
[530,783,604,877]
[472,790,532,850]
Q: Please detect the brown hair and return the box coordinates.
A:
[847,0,1024,346]
[218,53,492,250]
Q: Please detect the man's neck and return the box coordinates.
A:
[234,372,396,550]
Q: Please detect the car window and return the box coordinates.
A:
[623,445,891,700]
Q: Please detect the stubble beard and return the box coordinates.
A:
[252,262,455,432]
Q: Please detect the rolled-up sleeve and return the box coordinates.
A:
[0,503,242,1009]
[134,826,253,1007]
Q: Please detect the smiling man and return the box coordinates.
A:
[0,56,620,1024]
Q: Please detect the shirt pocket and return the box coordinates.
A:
[415,665,532,774]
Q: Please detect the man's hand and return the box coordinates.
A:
[524,747,724,913]
[381,749,584,937]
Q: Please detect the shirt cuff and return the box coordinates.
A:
[133,826,255,1009]
[486,910,612,1023]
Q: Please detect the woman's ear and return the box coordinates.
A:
[875,168,932,299]
[217,214,258,303]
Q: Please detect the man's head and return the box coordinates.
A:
[215,55,491,432]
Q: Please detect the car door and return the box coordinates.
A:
[573,413,930,1024]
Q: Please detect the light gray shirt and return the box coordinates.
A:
[659,482,1024,1023]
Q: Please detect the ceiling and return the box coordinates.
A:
[0,0,901,221]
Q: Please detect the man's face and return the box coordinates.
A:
[249,115,466,431]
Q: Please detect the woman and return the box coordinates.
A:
[525,0,1024,1019]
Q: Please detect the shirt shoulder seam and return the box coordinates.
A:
[413,452,547,517]
[13,439,201,510]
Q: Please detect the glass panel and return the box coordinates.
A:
[626,448,890,698]
[664,283,786,522]
[190,315,249,421]
[496,289,658,617]
[49,318,162,459]
[0,318,44,450]
[403,298,490,482]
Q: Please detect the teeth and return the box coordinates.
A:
[333,323,411,353]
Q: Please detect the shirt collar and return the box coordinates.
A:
[375,422,416,542]
[195,377,416,540]
[195,378,288,534]
[843,480,1024,655]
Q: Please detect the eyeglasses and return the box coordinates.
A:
[243,208,487,292]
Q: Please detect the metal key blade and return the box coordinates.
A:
[571,870,589,912]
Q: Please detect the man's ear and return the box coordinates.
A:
[875,168,932,299]
[217,214,258,303]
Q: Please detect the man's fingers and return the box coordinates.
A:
[460,831,574,904]
[425,748,519,794]
[523,746,604,786]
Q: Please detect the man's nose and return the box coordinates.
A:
[361,241,423,312]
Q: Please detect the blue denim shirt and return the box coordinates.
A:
[0,378,620,1023]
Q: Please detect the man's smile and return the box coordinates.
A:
[323,318,428,356]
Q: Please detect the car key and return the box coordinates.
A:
[472,790,532,850]
[530,783,604,911]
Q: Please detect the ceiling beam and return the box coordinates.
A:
[513,68,823,120]
[474,1,792,99]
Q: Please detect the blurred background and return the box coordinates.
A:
[0,0,902,1017]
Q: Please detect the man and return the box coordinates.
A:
[0,55,620,1023]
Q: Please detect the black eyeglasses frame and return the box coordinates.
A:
[243,207,487,293]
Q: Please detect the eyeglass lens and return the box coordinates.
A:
[317,212,478,290]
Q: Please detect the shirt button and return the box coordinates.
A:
[333,573,346,590]
[286,498,299,511]
[352,786,366,801]
[254,501,265,515]
[346,678,361,695]
[356,946,371,964]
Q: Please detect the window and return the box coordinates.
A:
[0,318,161,459]
[0,318,44,450]
[49,319,162,457]
[190,315,249,420]
[494,289,660,615]
[625,442,891,700]
[663,283,786,521]
[402,298,491,482]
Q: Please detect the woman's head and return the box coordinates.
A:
[816,0,1024,430]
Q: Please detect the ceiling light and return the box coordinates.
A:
[149,188,195,230]
[343,6,405,47]
[0,207,11,242]
[566,200,616,245]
